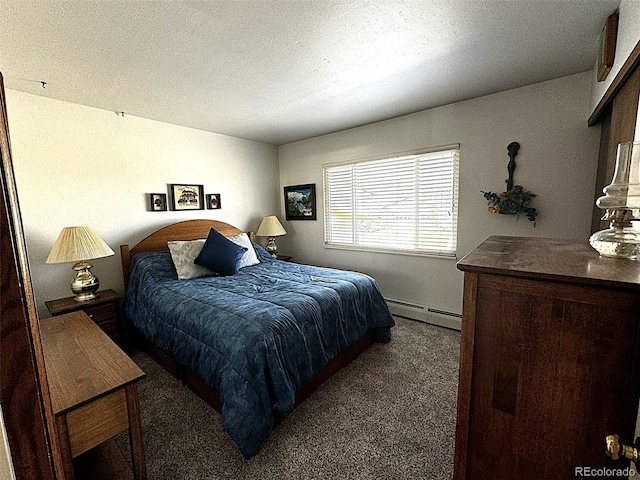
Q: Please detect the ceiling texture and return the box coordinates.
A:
[0,0,621,145]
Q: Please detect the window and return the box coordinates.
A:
[323,146,459,257]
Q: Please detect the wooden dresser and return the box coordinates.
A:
[454,236,640,479]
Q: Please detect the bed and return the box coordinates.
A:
[120,219,395,458]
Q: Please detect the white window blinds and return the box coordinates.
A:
[323,147,459,257]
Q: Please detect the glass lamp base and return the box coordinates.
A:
[589,227,640,259]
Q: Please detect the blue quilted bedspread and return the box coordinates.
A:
[125,244,395,458]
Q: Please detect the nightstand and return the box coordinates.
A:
[45,289,122,341]
[276,255,292,262]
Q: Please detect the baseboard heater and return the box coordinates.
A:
[384,298,462,331]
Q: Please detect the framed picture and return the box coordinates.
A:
[206,193,221,210]
[284,183,316,220]
[149,193,167,211]
[169,184,204,211]
[597,11,618,82]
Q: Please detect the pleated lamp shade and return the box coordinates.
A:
[46,226,115,264]
[256,216,287,237]
[46,226,115,301]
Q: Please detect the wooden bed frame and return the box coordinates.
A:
[120,219,374,415]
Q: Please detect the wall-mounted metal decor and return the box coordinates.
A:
[481,142,538,225]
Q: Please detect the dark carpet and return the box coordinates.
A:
[117,317,461,479]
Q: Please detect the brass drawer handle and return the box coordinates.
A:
[605,434,639,466]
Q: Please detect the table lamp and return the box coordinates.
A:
[589,141,640,259]
[46,226,115,301]
[256,216,287,258]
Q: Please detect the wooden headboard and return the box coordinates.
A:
[120,219,249,288]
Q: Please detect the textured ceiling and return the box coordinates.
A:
[0,0,621,145]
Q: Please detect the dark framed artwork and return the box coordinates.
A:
[284,183,316,220]
[149,193,167,211]
[597,11,618,82]
[169,184,204,211]
[206,193,221,210]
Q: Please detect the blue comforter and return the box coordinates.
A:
[125,244,394,458]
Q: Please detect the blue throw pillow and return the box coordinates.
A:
[195,228,247,276]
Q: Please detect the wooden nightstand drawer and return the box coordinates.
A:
[84,303,117,322]
[45,289,122,341]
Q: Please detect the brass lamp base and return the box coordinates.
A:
[70,261,100,301]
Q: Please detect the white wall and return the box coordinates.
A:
[590,0,640,114]
[278,72,601,320]
[6,90,280,317]
[5,72,602,323]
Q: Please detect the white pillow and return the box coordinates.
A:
[227,233,260,268]
[167,239,216,279]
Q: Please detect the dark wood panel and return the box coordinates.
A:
[453,273,478,480]
[469,284,640,477]
[491,292,526,416]
[478,273,640,308]
[608,63,640,161]
[0,71,60,478]
[467,283,514,476]
[125,384,146,480]
[591,64,640,233]
[515,298,559,477]
[589,40,640,126]
[591,107,612,234]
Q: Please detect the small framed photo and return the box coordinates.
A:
[170,184,204,211]
[206,194,221,209]
[149,193,167,211]
[284,183,316,220]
